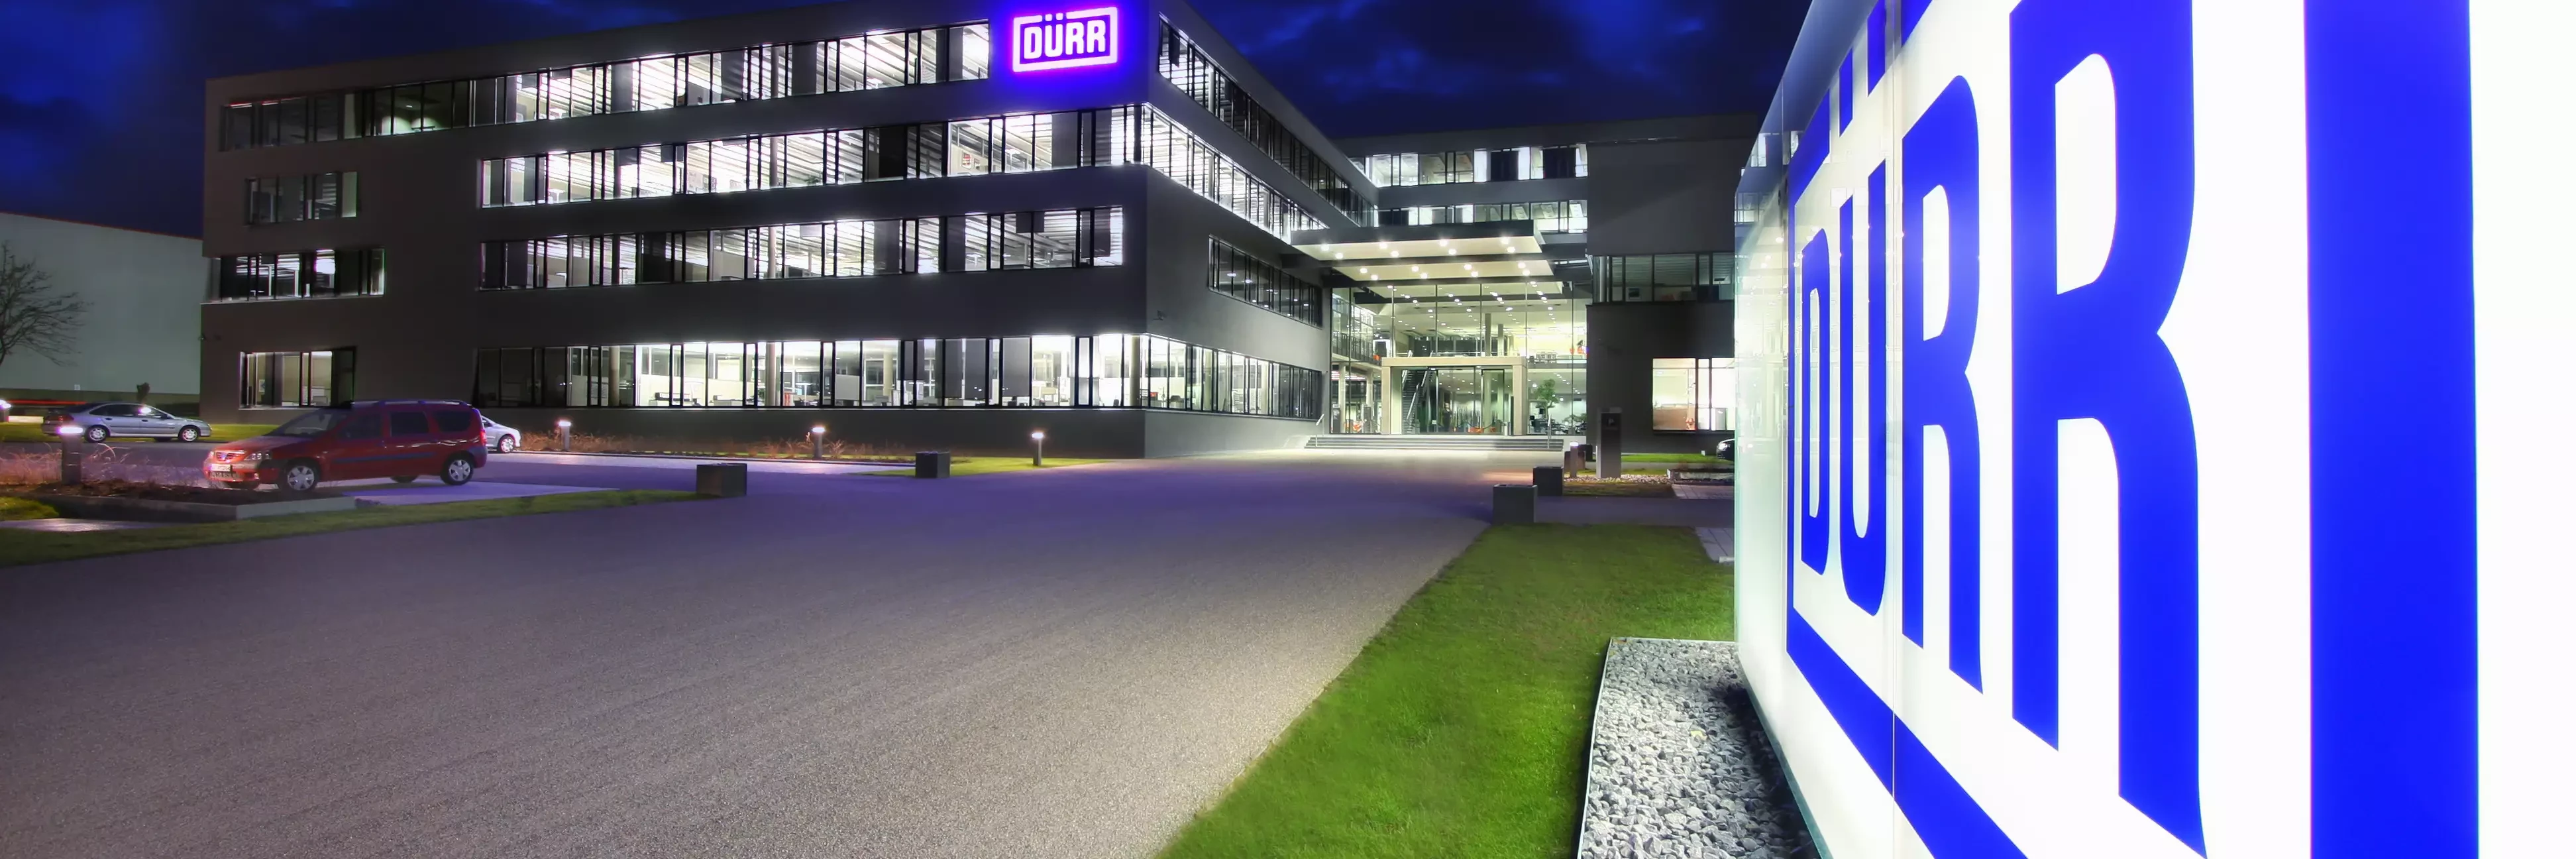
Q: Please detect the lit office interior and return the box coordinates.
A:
[1328,278,1586,435]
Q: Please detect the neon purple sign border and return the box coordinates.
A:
[1008,7,1120,73]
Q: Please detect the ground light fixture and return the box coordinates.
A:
[1031,430,1046,467]
[555,418,572,451]
[810,425,828,459]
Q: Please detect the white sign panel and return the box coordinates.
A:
[1731,1,2570,857]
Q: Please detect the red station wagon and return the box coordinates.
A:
[206,400,490,492]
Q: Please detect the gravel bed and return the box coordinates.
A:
[1580,638,1813,859]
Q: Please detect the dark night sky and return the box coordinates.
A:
[0,0,1807,238]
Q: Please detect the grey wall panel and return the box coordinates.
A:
[1142,410,1315,457]
[1587,137,1754,256]
[0,213,204,397]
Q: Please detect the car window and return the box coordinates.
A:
[89,404,136,418]
[432,410,472,433]
[390,412,431,436]
[137,408,166,418]
[341,414,384,439]
[266,409,350,437]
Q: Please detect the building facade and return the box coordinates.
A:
[199,0,1744,457]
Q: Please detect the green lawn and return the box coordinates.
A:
[0,490,698,567]
[857,456,1112,477]
[1157,524,1733,859]
[0,423,278,443]
[0,497,58,520]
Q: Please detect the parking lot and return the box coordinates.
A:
[1,447,1556,858]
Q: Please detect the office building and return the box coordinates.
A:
[200,0,1746,455]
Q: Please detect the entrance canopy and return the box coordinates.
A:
[1289,221,1585,288]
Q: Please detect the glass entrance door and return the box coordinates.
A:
[1399,366,1517,434]
[1331,362,1383,433]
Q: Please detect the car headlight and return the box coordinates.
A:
[243,451,270,462]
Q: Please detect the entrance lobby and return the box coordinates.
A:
[1299,223,1588,437]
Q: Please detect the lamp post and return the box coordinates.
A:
[555,418,572,452]
[810,425,827,459]
[1031,430,1046,467]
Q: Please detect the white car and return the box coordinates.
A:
[480,416,523,453]
[42,402,216,443]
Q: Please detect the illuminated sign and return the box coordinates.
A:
[1010,7,1118,72]
[1735,0,2560,857]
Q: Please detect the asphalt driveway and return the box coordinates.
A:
[0,449,1554,858]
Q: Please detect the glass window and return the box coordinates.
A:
[239,350,349,408]
[1652,357,1736,431]
[464,335,1313,418]
[948,117,995,176]
[957,23,993,80]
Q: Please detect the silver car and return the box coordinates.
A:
[480,415,523,453]
[42,402,215,443]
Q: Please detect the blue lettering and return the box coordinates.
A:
[1901,77,1983,687]
[1840,183,1888,613]
[2010,0,2203,850]
[1796,231,1833,575]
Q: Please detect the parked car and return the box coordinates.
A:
[480,416,522,453]
[40,402,215,443]
[204,400,489,492]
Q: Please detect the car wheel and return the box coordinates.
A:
[497,434,518,453]
[439,455,476,486]
[390,475,418,484]
[281,460,321,493]
[177,426,202,442]
[83,425,109,443]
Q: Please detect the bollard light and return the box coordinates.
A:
[810,425,827,459]
[58,425,85,484]
[1031,430,1046,467]
[555,418,572,452]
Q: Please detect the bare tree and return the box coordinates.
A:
[0,242,88,372]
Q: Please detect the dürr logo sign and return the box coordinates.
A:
[1010,7,1118,72]
[1732,0,2567,856]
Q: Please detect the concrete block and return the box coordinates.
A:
[1533,465,1564,496]
[913,451,952,479]
[1493,484,1536,524]
[695,463,749,497]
